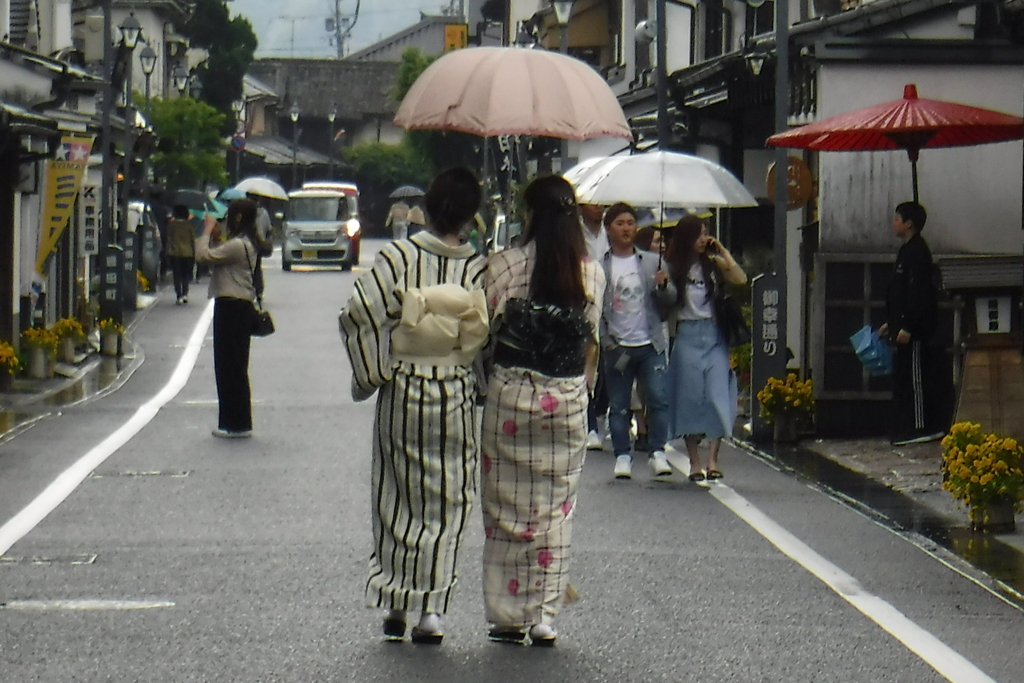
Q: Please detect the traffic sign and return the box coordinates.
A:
[230,135,246,152]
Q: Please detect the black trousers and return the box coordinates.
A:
[891,339,951,439]
[213,297,253,432]
[169,256,193,298]
[587,354,609,432]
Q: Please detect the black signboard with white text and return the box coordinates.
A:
[751,272,788,441]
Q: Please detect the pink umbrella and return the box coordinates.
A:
[393,47,632,142]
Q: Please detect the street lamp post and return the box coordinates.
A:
[117,12,142,318]
[172,65,189,96]
[119,12,141,246]
[551,0,575,172]
[328,103,337,180]
[188,72,203,100]
[139,44,156,120]
[232,99,244,183]
[139,44,157,191]
[290,102,300,188]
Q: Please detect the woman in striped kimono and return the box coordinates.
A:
[339,168,488,644]
[481,176,604,646]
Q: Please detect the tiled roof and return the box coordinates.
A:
[247,59,399,120]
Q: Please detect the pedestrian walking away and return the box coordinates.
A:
[339,168,488,645]
[165,204,195,305]
[385,199,410,241]
[247,193,274,298]
[879,201,952,446]
[195,199,262,438]
[598,203,674,481]
[662,216,747,481]
[480,175,604,646]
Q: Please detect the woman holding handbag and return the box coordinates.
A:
[662,216,746,481]
[195,199,261,439]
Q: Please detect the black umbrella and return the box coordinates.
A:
[389,185,425,199]
[170,188,216,213]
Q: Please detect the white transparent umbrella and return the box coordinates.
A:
[568,151,757,208]
[234,176,288,201]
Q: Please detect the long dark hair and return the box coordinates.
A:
[424,167,481,236]
[664,215,715,304]
[226,199,259,244]
[522,175,587,309]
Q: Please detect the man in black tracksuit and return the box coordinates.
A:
[880,201,949,446]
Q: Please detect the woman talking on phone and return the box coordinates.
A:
[662,215,746,481]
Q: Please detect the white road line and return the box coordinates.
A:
[0,301,214,557]
[710,485,997,683]
[664,442,996,683]
[1,599,174,611]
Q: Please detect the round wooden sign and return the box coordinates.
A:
[766,156,814,210]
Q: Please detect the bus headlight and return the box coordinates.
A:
[345,219,361,237]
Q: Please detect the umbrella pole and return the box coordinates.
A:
[911,160,920,203]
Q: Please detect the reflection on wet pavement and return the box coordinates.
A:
[1,357,126,440]
[760,443,1024,605]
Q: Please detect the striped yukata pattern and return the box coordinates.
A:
[480,244,604,628]
[339,233,486,615]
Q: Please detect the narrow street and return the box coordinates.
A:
[1,240,1021,682]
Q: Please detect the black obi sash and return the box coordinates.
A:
[493,298,591,378]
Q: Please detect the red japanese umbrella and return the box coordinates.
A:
[766,84,1024,201]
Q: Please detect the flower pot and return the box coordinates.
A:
[26,347,48,379]
[101,331,120,357]
[970,497,1016,534]
[59,337,76,364]
[773,411,800,444]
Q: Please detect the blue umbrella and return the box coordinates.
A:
[219,187,246,200]
[190,198,228,220]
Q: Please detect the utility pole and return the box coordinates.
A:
[329,0,360,58]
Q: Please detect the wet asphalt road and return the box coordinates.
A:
[0,239,1022,682]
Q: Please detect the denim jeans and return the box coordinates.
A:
[602,343,669,456]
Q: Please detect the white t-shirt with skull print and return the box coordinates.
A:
[608,253,651,346]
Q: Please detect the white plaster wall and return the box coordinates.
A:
[817,63,1023,256]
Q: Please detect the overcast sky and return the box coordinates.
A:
[230,0,454,58]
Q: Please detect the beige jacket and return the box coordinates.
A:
[195,234,256,301]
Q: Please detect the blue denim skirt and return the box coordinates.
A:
[668,318,737,440]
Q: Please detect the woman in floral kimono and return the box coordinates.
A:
[481,175,604,646]
[339,168,487,645]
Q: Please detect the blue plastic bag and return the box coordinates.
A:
[849,325,893,376]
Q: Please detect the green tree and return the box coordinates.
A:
[394,48,480,174]
[149,96,227,190]
[343,143,433,189]
[393,47,436,101]
[182,0,258,136]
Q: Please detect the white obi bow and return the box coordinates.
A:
[391,284,489,365]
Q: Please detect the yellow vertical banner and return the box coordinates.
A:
[35,134,94,275]
[443,24,468,52]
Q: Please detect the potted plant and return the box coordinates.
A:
[51,317,85,363]
[941,421,1024,533]
[0,340,20,378]
[0,339,19,391]
[97,318,125,356]
[755,373,815,443]
[21,327,59,378]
